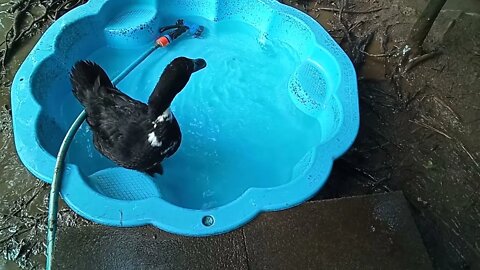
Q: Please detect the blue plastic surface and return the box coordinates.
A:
[11,0,359,236]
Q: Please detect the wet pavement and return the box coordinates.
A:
[54,192,432,270]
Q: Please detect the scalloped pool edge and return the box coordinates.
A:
[11,0,359,236]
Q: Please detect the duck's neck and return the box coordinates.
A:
[148,87,176,119]
[147,65,189,119]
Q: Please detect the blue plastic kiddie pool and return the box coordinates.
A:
[11,0,359,236]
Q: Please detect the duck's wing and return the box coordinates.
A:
[70,61,146,122]
[84,81,144,120]
[81,83,148,158]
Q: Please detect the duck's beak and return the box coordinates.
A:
[192,58,207,72]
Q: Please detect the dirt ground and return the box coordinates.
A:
[0,0,479,269]
[298,0,480,268]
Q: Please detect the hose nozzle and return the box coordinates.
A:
[156,19,205,47]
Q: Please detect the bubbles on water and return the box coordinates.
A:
[202,189,215,198]
[258,32,268,46]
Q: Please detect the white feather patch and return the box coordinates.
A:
[147,132,163,147]
[153,108,172,125]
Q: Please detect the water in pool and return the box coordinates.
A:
[78,18,323,209]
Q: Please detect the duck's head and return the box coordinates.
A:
[148,57,206,114]
[170,57,207,75]
[160,57,206,92]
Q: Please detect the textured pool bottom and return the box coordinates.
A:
[11,0,358,236]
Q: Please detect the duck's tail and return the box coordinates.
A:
[70,60,114,107]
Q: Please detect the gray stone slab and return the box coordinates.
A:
[53,226,248,270]
[54,192,431,270]
[243,191,432,270]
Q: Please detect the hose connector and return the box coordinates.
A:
[156,19,204,47]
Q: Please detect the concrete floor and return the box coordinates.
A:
[54,192,432,270]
